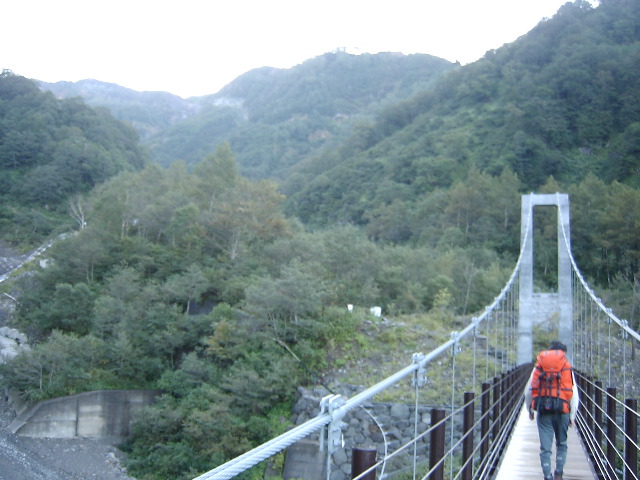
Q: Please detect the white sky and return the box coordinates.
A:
[3,0,590,99]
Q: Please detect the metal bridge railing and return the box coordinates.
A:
[575,372,639,480]
[352,363,532,480]
[556,192,640,480]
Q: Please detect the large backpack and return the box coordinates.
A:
[531,349,574,414]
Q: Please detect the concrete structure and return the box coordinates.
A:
[283,439,327,480]
[518,193,573,364]
[10,390,160,443]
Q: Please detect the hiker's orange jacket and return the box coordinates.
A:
[530,349,574,414]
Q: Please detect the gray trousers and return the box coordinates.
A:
[537,412,570,479]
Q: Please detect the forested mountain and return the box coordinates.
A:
[39,79,202,139]
[1,1,640,480]
[282,0,640,229]
[40,52,457,179]
[0,71,148,244]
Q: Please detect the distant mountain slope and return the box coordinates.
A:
[282,0,640,227]
[214,51,456,123]
[38,79,202,140]
[40,52,457,179]
[180,51,456,179]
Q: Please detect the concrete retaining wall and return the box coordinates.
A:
[10,390,160,443]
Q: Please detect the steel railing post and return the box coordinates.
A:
[480,382,491,461]
[595,380,603,448]
[429,408,446,480]
[586,376,594,434]
[500,372,508,418]
[492,376,501,442]
[624,398,637,480]
[351,446,376,480]
[506,369,514,413]
[606,387,618,478]
[462,392,475,480]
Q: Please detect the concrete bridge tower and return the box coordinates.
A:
[518,193,573,364]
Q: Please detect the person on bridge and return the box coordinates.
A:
[524,341,579,480]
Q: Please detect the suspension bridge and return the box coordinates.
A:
[193,193,640,480]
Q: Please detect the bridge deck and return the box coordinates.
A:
[494,405,596,480]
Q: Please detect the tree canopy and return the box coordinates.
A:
[282,0,640,231]
[0,70,147,244]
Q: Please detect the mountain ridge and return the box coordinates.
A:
[38,51,457,178]
[282,0,640,227]
[38,78,202,140]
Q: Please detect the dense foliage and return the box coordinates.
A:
[144,51,456,178]
[0,71,147,244]
[1,1,640,479]
[282,0,640,231]
[0,147,516,478]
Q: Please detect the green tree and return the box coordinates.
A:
[91,267,142,338]
[595,182,640,282]
[202,177,288,261]
[316,225,382,306]
[26,282,95,334]
[365,199,414,244]
[244,260,328,342]
[607,122,640,184]
[568,174,610,281]
[163,264,209,313]
[1,332,108,400]
[192,143,239,212]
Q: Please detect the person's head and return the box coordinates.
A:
[548,340,567,352]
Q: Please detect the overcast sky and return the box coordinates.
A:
[3,0,591,98]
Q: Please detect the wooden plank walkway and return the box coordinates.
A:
[494,405,597,480]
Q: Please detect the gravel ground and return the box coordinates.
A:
[0,396,135,480]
